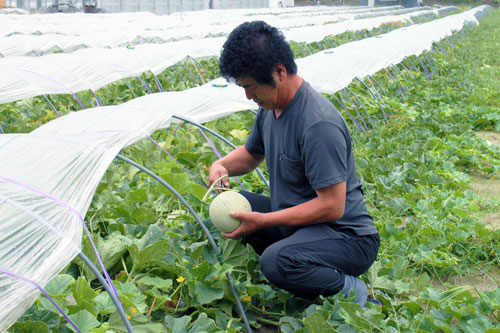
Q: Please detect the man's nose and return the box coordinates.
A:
[244,89,254,100]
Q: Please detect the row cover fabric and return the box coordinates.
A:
[298,5,492,93]
[0,5,427,56]
[0,8,28,14]
[0,5,492,331]
[0,6,455,104]
[0,77,254,331]
[1,5,405,37]
[0,7,451,57]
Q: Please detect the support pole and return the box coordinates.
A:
[173,65,189,90]
[185,58,206,85]
[43,95,60,117]
[136,75,153,94]
[153,73,164,92]
[354,77,388,123]
[90,89,102,107]
[180,62,201,86]
[345,87,377,135]
[367,74,387,97]
[171,114,270,190]
[389,66,409,96]
[188,56,212,81]
[398,62,415,80]
[417,56,432,80]
[122,79,138,98]
[341,89,369,132]
[79,252,133,332]
[383,69,405,100]
[332,94,369,140]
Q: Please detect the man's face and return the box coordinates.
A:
[236,76,279,110]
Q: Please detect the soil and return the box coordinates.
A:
[430,268,500,294]
[253,325,281,333]
[472,131,500,231]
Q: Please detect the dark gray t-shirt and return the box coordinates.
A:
[245,80,377,236]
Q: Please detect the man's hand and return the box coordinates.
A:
[208,163,230,192]
[222,211,266,239]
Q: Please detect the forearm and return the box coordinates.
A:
[263,182,346,228]
[214,146,263,177]
[263,196,344,227]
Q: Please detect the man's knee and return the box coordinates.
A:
[260,244,286,287]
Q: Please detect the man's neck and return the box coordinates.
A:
[274,75,303,118]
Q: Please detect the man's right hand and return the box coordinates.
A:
[208,163,231,192]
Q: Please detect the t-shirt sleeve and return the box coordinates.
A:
[245,111,265,155]
[302,121,348,190]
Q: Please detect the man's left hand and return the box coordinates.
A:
[223,211,266,239]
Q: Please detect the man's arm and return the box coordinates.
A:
[208,146,265,188]
[225,181,346,238]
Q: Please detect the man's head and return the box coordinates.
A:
[219,21,297,87]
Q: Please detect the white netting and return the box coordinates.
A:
[0,6,436,56]
[0,6,458,104]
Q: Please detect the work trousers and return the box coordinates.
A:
[239,191,380,300]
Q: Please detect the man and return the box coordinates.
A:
[208,21,379,306]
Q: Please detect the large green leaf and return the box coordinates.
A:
[67,310,100,332]
[302,312,335,333]
[10,321,50,333]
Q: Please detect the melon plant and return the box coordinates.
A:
[209,191,251,232]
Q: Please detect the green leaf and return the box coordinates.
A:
[187,240,208,261]
[137,276,173,290]
[18,309,60,328]
[72,277,99,305]
[129,240,172,271]
[67,310,100,332]
[188,313,218,333]
[165,315,191,333]
[194,281,224,305]
[126,187,149,203]
[109,313,166,332]
[44,274,75,296]
[115,281,148,313]
[10,321,50,333]
[37,296,68,314]
[135,224,163,250]
[93,292,115,316]
[81,233,129,282]
[192,260,216,280]
[280,316,304,333]
[302,312,335,333]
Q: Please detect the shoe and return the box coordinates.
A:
[365,298,382,308]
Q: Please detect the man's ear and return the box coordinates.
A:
[273,64,288,82]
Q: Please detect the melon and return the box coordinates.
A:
[209,191,251,233]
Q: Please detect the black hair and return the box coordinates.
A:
[219,21,297,86]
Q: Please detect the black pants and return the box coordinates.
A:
[240,191,380,300]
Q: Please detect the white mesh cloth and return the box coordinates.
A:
[0,6,458,104]
[0,6,432,54]
[0,76,254,331]
[0,7,449,57]
[298,5,491,93]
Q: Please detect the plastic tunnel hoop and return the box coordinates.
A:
[78,252,134,333]
[115,154,253,333]
[353,77,388,123]
[171,114,270,190]
[42,95,60,117]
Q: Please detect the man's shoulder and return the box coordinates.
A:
[297,82,342,122]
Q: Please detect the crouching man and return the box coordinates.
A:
[209,21,379,306]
